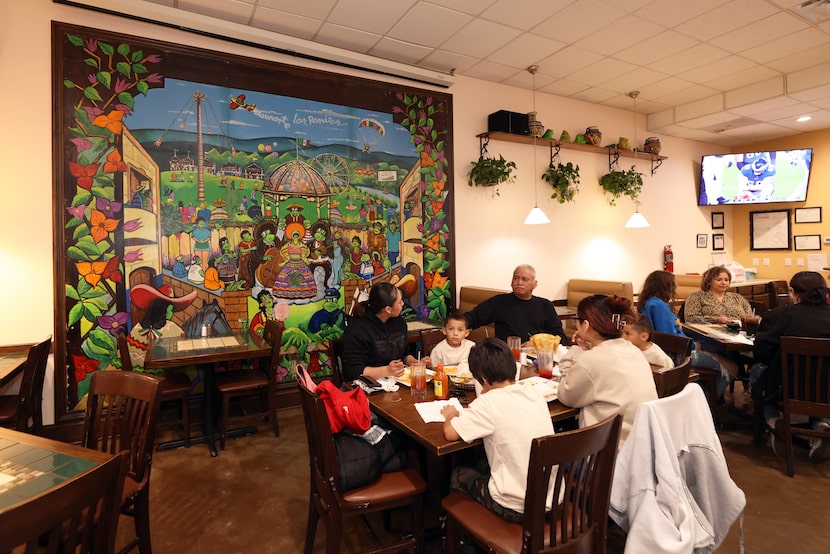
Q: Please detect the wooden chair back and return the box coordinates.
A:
[5,336,52,433]
[650,332,693,367]
[467,326,490,343]
[420,328,444,357]
[653,357,693,398]
[82,371,162,497]
[779,336,830,476]
[443,414,622,554]
[0,452,127,554]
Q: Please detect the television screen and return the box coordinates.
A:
[698,149,813,205]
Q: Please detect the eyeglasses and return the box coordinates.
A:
[574,317,586,323]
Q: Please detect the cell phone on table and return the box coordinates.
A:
[357,374,381,388]
[450,389,469,405]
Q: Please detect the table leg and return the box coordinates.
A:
[156,364,218,456]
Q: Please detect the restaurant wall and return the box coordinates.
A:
[1,0,738,345]
[730,129,830,283]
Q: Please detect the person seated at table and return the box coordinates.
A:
[465,264,568,345]
[440,338,555,523]
[341,282,431,382]
[558,295,657,448]
[751,271,830,460]
[684,266,753,325]
[430,311,475,367]
[637,270,733,394]
[621,315,674,369]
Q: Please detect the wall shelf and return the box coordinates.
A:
[477,131,668,175]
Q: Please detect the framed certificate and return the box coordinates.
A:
[712,233,725,251]
[794,234,821,251]
[795,207,822,224]
[750,209,791,250]
[696,234,708,248]
[711,212,724,229]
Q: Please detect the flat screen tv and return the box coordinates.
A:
[698,149,813,205]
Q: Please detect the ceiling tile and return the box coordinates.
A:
[674,0,778,42]
[675,94,724,122]
[633,0,724,28]
[678,56,756,88]
[540,79,590,97]
[388,3,471,48]
[789,82,830,102]
[575,15,666,56]
[531,0,625,44]
[707,12,808,52]
[177,0,254,24]
[724,76,786,109]
[419,49,478,74]
[427,0,498,16]
[255,0,337,20]
[315,22,380,52]
[369,37,433,65]
[649,43,729,75]
[480,0,571,31]
[463,59,522,82]
[742,28,830,64]
[596,67,668,95]
[703,65,781,93]
[638,77,698,100]
[486,33,565,68]
[613,30,698,65]
[570,86,619,105]
[651,83,721,106]
[728,95,798,118]
[440,18,521,59]
[536,46,604,80]
[328,0,416,34]
[787,62,830,93]
[566,57,638,87]
[252,7,321,39]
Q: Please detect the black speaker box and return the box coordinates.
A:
[488,110,530,135]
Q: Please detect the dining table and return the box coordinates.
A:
[681,322,755,353]
[144,333,272,457]
[0,427,113,511]
[0,348,28,389]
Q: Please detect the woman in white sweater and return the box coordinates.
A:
[558,295,658,448]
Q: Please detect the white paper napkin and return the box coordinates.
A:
[414,396,464,423]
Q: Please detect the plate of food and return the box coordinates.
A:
[395,367,434,387]
[444,363,477,389]
[518,375,559,402]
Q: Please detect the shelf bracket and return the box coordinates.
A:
[479,135,490,158]
[608,149,620,172]
[651,157,663,176]
[549,143,561,166]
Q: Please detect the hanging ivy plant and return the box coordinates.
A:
[467,154,517,193]
[542,161,580,204]
[599,165,643,206]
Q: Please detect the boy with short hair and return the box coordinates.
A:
[622,316,674,369]
[441,338,555,523]
[430,311,476,366]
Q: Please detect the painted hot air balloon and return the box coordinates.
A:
[358,118,385,152]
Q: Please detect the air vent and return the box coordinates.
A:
[791,0,830,23]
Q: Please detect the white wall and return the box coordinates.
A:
[0,0,729,344]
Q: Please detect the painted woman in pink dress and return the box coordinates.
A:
[273,225,316,299]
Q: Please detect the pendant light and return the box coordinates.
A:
[524,65,550,225]
[624,90,649,229]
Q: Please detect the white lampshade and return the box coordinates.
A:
[624,210,650,228]
[524,206,550,225]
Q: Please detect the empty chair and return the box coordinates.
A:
[117,333,192,447]
[0,336,52,434]
[653,356,692,398]
[214,319,284,450]
[442,414,622,554]
[0,451,127,554]
[650,332,692,367]
[82,370,162,554]
[776,336,830,476]
[298,378,426,553]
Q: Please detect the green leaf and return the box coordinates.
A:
[118,92,135,109]
[67,34,83,47]
[75,236,101,256]
[117,43,130,56]
[136,81,149,95]
[87,328,115,356]
[68,303,84,327]
[66,284,80,301]
[82,286,109,299]
[96,71,112,89]
[132,63,147,75]
[78,279,92,296]
[116,61,132,78]
[82,303,103,321]
[63,79,77,89]
[84,58,99,68]
[71,190,91,207]
[99,42,114,56]
[72,225,90,240]
[66,245,91,261]
[131,50,144,62]
[83,86,103,102]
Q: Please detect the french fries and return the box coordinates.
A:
[530,333,561,353]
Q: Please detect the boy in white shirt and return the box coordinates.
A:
[441,338,555,523]
[430,311,476,366]
[622,316,674,369]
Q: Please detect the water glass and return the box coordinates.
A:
[410,362,427,400]
[507,336,521,361]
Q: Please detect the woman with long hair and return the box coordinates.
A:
[558,295,657,448]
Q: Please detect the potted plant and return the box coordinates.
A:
[599,165,643,206]
[467,154,517,194]
[542,161,580,204]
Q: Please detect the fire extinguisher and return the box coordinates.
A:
[664,245,674,272]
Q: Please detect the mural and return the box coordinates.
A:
[52,23,454,418]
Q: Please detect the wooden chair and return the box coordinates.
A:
[298,379,426,554]
[650,332,693,367]
[214,320,284,450]
[467,327,490,343]
[420,327,444,357]
[0,451,127,554]
[82,370,162,554]
[442,414,622,554]
[776,336,830,477]
[0,336,52,433]
[653,356,692,398]
[117,333,192,447]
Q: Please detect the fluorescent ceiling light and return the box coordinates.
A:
[54,0,455,88]
[797,116,812,122]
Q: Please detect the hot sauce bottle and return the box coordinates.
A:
[434,363,449,400]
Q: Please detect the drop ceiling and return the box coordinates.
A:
[80,0,830,147]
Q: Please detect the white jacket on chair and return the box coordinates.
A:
[609,384,745,553]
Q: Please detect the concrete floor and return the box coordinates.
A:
[119,383,830,553]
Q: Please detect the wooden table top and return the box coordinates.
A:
[145,333,272,369]
[0,352,27,388]
[0,428,111,511]
[681,323,755,353]
[367,381,578,457]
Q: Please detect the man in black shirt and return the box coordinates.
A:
[465,265,568,345]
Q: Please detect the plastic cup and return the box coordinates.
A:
[410,362,427,400]
[536,349,555,379]
[507,336,521,361]
[741,315,761,337]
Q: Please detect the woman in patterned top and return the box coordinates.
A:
[684,266,752,324]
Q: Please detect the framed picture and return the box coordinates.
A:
[712,233,725,251]
[711,212,724,229]
[750,209,792,250]
[795,207,822,224]
[794,234,822,251]
[696,234,708,248]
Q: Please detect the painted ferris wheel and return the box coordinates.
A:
[310,153,350,192]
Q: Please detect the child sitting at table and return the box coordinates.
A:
[621,315,674,369]
[440,338,555,523]
[430,311,476,366]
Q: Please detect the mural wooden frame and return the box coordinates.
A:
[52,22,455,423]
